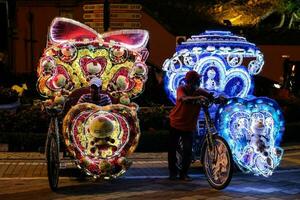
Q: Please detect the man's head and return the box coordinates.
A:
[185,70,201,90]
[89,77,102,100]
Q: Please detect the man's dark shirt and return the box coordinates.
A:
[77,93,112,106]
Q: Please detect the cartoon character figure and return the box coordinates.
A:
[60,43,77,62]
[248,113,274,174]
[230,81,242,96]
[86,116,117,157]
[249,114,268,152]
[205,68,218,90]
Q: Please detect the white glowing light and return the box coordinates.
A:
[273,84,281,89]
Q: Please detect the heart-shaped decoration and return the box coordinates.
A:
[195,55,226,92]
[215,97,285,177]
[79,56,107,76]
[46,65,71,90]
[63,103,140,178]
[196,56,252,97]
[164,56,252,103]
[107,68,136,94]
[223,68,251,97]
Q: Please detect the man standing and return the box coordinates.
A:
[77,77,112,106]
[168,70,212,181]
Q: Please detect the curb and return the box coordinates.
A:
[282,145,300,151]
[0,145,300,160]
[0,152,169,161]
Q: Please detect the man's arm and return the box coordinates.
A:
[195,88,213,98]
[177,87,206,102]
[177,87,213,103]
[99,94,112,106]
[105,95,112,105]
[77,95,87,104]
[180,95,207,102]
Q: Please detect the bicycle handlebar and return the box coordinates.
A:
[195,95,228,107]
[43,97,68,116]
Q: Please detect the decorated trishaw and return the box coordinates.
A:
[37,17,149,190]
[163,31,285,178]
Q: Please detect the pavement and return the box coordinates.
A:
[0,145,299,199]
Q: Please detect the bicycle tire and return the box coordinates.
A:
[46,120,60,191]
[203,135,233,190]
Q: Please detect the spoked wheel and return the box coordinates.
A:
[203,135,233,190]
[176,136,184,171]
[46,119,60,191]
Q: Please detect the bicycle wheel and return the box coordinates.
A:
[46,119,60,191]
[203,135,233,190]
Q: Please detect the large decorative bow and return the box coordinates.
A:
[37,17,149,105]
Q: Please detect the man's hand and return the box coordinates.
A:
[216,96,228,104]
[195,96,208,104]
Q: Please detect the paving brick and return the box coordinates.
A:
[18,163,31,177]
[10,162,24,176]
[0,164,9,177]
[3,163,17,176]
[32,163,45,177]
[24,163,39,177]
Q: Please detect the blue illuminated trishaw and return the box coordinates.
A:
[163,31,285,178]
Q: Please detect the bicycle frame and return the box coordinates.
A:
[193,107,214,164]
[192,100,222,164]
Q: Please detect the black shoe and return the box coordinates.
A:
[168,175,177,180]
[179,175,193,181]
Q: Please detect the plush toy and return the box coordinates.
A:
[11,83,28,97]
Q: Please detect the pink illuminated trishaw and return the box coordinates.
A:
[37,18,149,190]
